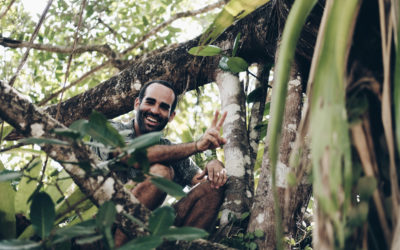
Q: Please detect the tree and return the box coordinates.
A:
[1,0,400,249]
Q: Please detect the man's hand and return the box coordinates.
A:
[196,159,227,189]
[195,110,227,152]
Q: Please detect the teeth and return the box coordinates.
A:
[147,116,158,123]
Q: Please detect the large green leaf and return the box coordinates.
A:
[188,45,222,56]
[30,192,56,239]
[150,177,186,198]
[227,56,249,73]
[0,239,41,250]
[200,0,270,45]
[15,158,42,214]
[80,111,125,148]
[0,161,16,239]
[118,235,163,250]
[162,227,208,241]
[95,201,117,230]
[125,132,162,154]
[96,201,116,249]
[148,206,175,235]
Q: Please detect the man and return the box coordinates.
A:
[100,80,228,246]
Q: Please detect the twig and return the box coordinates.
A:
[98,17,128,42]
[38,61,109,106]
[54,181,84,221]
[55,0,86,120]
[8,0,53,86]
[0,0,16,19]
[121,0,225,55]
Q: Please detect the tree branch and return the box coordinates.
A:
[0,37,116,58]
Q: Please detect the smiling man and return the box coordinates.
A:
[106,80,228,246]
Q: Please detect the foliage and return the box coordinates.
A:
[0,111,206,248]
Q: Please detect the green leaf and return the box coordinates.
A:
[118,235,163,250]
[232,32,241,57]
[122,213,146,228]
[0,161,16,239]
[162,227,208,241]
[149,206,175,235]
[0,124,14,141]
[30,192,56,239]
[0,239,41,249]
[286,172,297,187]
[53,219,97,244]
[356,176,377,201]
[96,201,117,230]
[52,128,82,140]
[81,111,125,148]
[247,85,268,103]
[200,0,270,45]
[241,212,250,220]
[19,137,69,146]
[125,132,162,153]
[219,56,230,71]
[96,201,116,249]
[188,45,222,56]
[254,229,264,238]
[150,177,186,198]
[0,170,23,182]
[74,234,103,245]
[227,57,249,73]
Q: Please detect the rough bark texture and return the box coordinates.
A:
[247,65,309,249]
[215,71,252,237]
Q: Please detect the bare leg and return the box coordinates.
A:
[174,181,225,231]
[115,163,174,247]
[131,163,174,210]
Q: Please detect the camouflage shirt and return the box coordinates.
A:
[94,120,200,187]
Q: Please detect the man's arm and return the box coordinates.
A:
[146,110,227,163]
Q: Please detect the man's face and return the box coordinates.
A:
[134,83,176,135]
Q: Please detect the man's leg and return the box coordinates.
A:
[131,163,174,210]
[173,181,225,231]
[115,163,174,247]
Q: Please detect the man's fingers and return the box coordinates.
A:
[216,111,227,129]
[208,166,215,181]
[211,110,220,127]
[196,169,206,180]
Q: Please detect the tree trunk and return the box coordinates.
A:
[215,70,252,235]
[248,64,311,249]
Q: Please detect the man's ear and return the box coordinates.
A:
[134,98,140,110]
[168,111,176,122]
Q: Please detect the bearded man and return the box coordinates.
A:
[94,80,228,246]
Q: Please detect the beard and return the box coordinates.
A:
[136,109,169,134]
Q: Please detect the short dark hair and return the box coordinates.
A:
[138,80,178,113]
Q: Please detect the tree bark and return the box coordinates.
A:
[248,64,310,249]
[215,70,252,237]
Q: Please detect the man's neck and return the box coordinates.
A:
[133,120,142,136]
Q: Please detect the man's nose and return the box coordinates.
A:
[150,105,161,115]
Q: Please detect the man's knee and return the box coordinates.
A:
[149,163,174,180]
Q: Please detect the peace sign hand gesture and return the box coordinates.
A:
[195,110,227,152]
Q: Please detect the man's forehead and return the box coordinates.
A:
[143,83,175,103]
